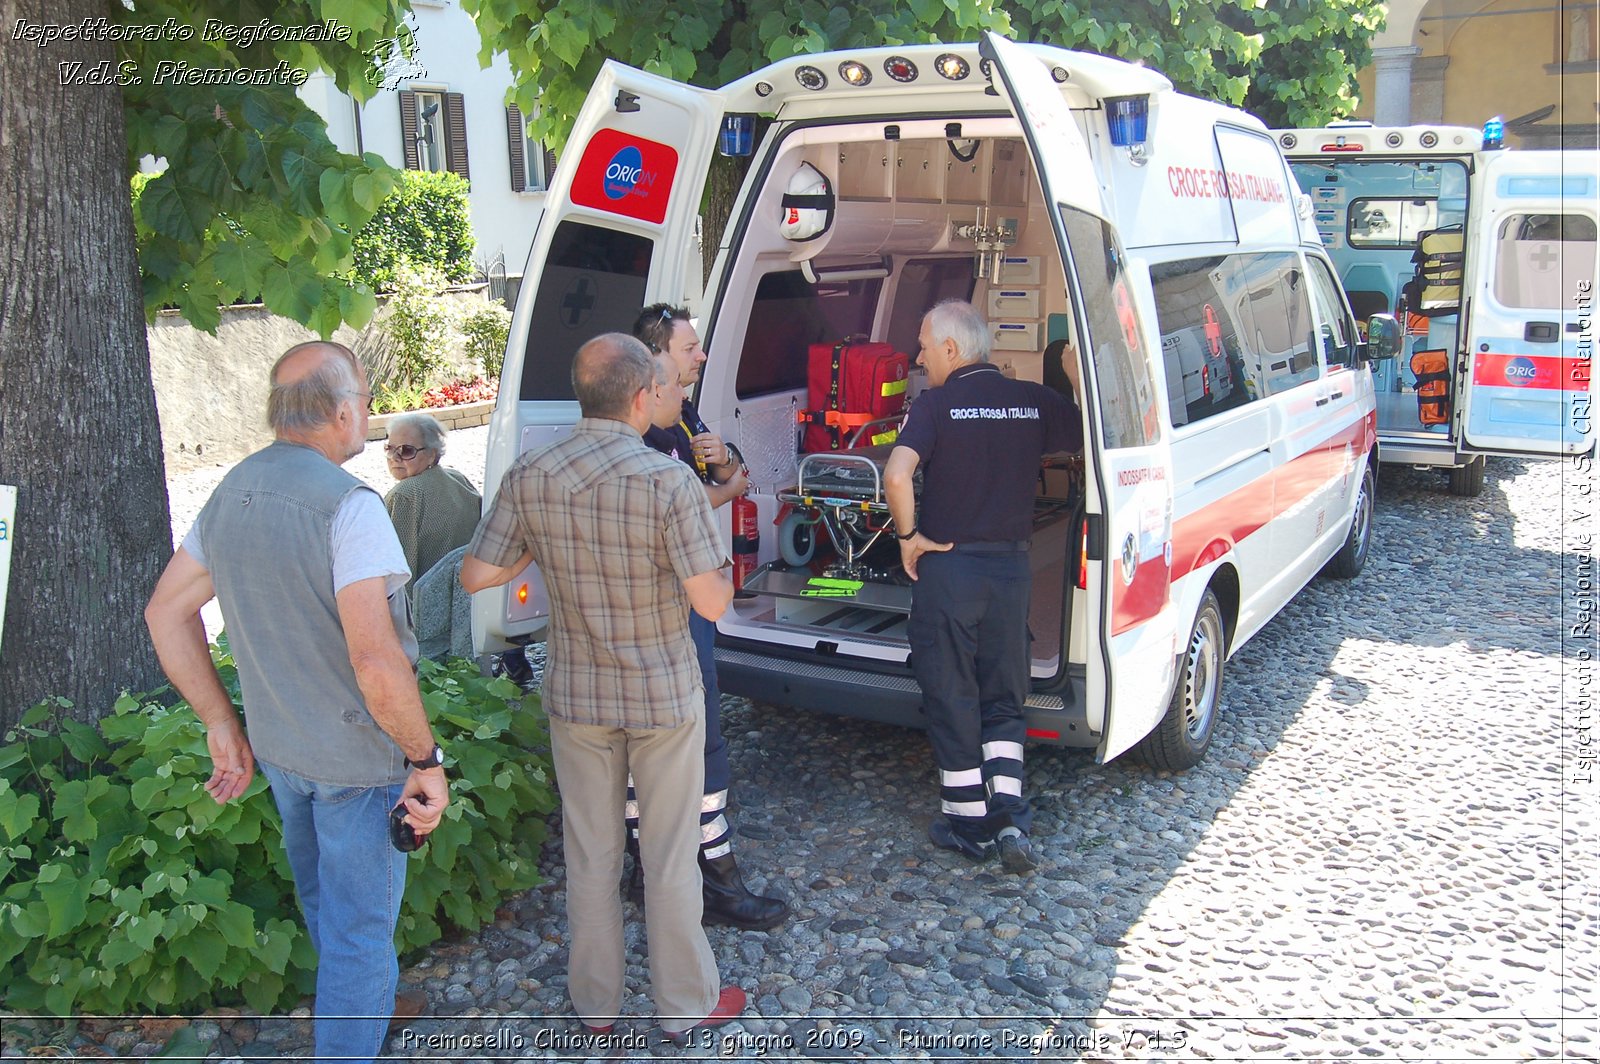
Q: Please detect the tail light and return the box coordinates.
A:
[1077,519,1089,591]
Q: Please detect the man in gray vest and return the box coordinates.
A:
[145,341,450,1064]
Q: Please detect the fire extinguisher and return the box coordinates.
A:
[729,445,758,590]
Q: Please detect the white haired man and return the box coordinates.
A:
[884,301,1082,874]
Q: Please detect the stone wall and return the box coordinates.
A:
[149,287,494,472]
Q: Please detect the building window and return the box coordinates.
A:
[400,90,469,179]
[505,104,555,193]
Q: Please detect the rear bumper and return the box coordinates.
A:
[715,644,1097,747]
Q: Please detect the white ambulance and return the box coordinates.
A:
[1272,122,1597,495]
[474,34,1390,769]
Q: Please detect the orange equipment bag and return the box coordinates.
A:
[1410,348,1451,427]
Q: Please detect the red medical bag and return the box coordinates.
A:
[799,340,910,452]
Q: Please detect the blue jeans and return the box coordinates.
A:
[261,762,407,1064]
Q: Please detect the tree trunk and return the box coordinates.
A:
[0,0,172,726]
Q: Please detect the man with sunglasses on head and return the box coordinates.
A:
[628,303,789,932]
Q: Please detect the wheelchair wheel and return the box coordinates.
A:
[778,510,817,567]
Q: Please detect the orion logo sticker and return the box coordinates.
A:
[570,128,680,225]
[1120,533,1138,585]
[1504,356,1538,387]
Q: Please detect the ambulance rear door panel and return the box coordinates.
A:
[1459,152,1597,459]
[471,62,724,653]
[982,32,1178,763]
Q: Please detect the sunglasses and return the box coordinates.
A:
[384,443,430,460]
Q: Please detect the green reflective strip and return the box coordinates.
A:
[805,577,864,591]
[871,429,898,446]
[881,379,908,397]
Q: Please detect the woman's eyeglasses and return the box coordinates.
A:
[384,444,429,460]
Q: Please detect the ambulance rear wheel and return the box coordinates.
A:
[778,511,817,567]
[1325,463,1374,580]
[1134,589,1224,771]
[1448,455,1485,497]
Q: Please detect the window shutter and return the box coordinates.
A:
[505,104,527,193]
[444,92,469,180]
[399,92,420,170]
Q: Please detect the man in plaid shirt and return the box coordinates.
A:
[461,333,745,1041]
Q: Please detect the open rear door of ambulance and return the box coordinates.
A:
[1457,153,1597,460]
[982,33,1179,763]
[471,63,724,654]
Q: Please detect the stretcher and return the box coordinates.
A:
[774,448,906,582]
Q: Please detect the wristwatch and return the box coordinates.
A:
[895,525,918,541]
[406,744,445,770]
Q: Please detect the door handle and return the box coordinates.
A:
[1329,391,1344,401]
[1315,396,1331,407]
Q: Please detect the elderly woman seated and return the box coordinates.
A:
[383,412,482,593]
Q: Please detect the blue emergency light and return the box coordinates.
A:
[1482,115,1504,151]
[719,115,755,157]
[1105,95,1150,147]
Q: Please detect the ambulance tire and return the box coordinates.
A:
[1325,463,1375,580]
[1448,455,1485,497]
[778,510,817,567]
[1134,589,1223,772]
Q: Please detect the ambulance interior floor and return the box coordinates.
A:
[1375,390,1451,437]
[737,508,1072,677]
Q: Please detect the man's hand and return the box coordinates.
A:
[203,717,256,804]
[399,767,449,839]
[898,532,953,581]
[1059,343,1082,401]
[689,431,729,468]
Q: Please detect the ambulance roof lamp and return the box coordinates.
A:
[1105,95,1150,165]
[719,115,754,157]
[1482,115,1505,151]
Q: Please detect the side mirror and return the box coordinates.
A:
[1364,314,1402,361]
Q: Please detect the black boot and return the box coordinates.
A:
[699,851,790,931]
[622,834,644,903]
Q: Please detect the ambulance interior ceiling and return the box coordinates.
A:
[713,119,1071,388]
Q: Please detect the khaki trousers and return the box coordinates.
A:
[549,713,719,1029]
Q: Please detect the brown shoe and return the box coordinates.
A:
[389,989,428,1032]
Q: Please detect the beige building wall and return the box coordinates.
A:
[1354,0,1598,149]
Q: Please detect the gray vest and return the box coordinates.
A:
[196,441,414,785]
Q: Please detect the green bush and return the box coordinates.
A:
[377,264,454,394]
[0,648,554,1016]
[460,299,513,381]
[351,170,475,293]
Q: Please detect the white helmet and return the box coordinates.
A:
[778,162,833,242]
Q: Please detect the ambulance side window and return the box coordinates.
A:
[1150,256,1257,427]
[1306,257,1358,368]
[1060,206,1160,448]
[1235,252,1319,395]
[1493,213,1597,310]
[736,270,882,399]
[518,222,654,402]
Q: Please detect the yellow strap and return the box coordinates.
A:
[880,379,908,397]
[679,418,706,474]
[870,428,898,446]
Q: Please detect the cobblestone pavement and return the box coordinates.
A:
[52,433,1600,1061]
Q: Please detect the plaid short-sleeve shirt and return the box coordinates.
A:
[469,418,727,728]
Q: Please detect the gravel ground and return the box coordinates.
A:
[60,430,1600,1060]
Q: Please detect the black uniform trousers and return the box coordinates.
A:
[908,545,1034,843]
[627,611,733,858]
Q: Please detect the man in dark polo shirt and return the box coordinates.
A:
[884,299,1082,874]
